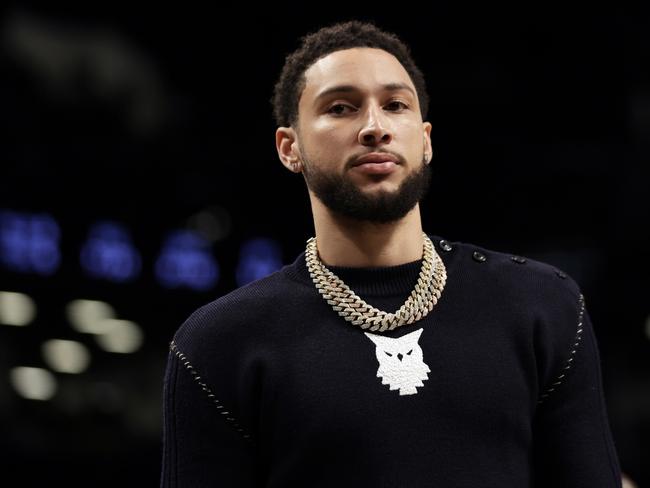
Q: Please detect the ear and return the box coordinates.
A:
[276,126,303,173]
[422,121,433,164]
[364,331,382,346]
[405,328,424,342]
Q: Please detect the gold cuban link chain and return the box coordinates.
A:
[305,232,447,332]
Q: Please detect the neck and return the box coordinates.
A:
[310,200,425,267]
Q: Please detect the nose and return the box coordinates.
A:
[358,103,393,146]
[397,353,403,361]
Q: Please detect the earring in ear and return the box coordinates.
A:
[424,153,431,164]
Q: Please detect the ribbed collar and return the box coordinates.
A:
[283,233,448,296]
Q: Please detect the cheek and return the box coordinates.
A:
[312,122,349,143]
[403,119,424,138]
[404,124,427,150]
[301,137,336,164]
[304,126,347,155]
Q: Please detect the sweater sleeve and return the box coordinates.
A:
[532,289,622,487]
[159,343,260,488]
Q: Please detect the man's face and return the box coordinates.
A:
[293,47,433,224]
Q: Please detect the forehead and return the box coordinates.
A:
[299,47,416,105]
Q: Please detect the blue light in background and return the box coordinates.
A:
[154,230,219,291]
[0,209,61,275]
[80,221,142,282]
[235,237,283,287]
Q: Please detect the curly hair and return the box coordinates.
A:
[270,20,430,130]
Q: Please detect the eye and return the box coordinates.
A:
[406,349,413,355]
[385,100,409,111]
[385,352,393,357]
[326,103,354,116]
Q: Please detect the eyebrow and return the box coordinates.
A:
[313,82,417,104]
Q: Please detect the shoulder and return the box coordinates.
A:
[171,268,290,356]
[435,236,587,368]
[432,234,583,313]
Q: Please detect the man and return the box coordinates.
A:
[160,20,623,487]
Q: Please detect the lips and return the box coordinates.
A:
[353,152,400,166]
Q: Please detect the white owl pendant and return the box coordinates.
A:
[364,328,430,396]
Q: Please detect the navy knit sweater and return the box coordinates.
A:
[160,234,622,487]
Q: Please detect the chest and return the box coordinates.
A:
[259,308,536,450]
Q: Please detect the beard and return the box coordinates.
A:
[300,152,432,224]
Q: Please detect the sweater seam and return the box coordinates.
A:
[537,293,586,405]
[169,340,256,445]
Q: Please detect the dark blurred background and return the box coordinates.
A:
[1,5,648,487]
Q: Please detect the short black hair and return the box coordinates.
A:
[270,20,429,130]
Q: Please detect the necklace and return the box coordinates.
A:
[305,232,447,332]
